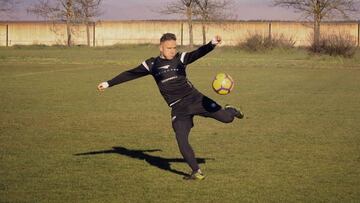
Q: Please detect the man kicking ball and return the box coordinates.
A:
[97,33,244,180]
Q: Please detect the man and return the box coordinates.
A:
[97,33,244,180]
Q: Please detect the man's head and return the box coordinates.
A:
[160,33,177,60]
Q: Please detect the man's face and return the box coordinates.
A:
[160,40,177,60]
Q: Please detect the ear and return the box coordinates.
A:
[159,44,163,53]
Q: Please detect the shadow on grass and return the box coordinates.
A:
[74,146,214,177]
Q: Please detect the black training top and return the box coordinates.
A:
[107,42,216,106]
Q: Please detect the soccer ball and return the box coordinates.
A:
[212,73,234,95]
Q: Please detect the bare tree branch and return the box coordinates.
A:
[194,0,234,20]
[75,0,103,46]
[159,0,236,46]
[28,0,73,21]
[75,0,102,21]
[193,0,235,44]
[160,0,196,47]
[28,0,103,46]
[28,0,80,46]
[272,0,359,52]
[273,0,359,20]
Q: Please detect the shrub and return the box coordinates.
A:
[241,33,265,52]
[240,33,296,52]
[310,34,357,58]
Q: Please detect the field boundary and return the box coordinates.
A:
[0,20,359,47]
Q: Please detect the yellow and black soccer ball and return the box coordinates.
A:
[212,73,234,95]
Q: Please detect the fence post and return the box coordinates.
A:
[6,23,9,47]
[358,22,359,47]
[268,21,272,40]
[181,22,184,46]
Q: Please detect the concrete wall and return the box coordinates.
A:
[7,22,65,46]
[3,22,95,46]
[95,21,183,46]
[271,22,313,46]
[321,22,359,44]
[0,21,359,47]
[191,21,270,45]
[0,24,7,46]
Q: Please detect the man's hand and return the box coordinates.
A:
[212,35,222,45]
[97,82,109,92]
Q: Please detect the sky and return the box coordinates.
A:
[4,0,304,21]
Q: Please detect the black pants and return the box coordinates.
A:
[171,93,239,172]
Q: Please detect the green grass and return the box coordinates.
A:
[0,45,360,202]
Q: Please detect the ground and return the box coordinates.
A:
[0,45,360,202]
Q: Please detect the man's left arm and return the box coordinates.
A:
[181,36,222,65]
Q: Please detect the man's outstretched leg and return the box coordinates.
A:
[225,104,245,119]
[172,117,205,180]
[201,105,244,123]
[200,96,244,123]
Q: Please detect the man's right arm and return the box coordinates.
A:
[107,64,149,87]
[97,59,153,91]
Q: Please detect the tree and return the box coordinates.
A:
[28,0,79,46]
[161,0,196,47]
[75,0,103,46]
[194,0,234,45]
[273,0,359,52]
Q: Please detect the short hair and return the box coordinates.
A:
[160,33,176,43]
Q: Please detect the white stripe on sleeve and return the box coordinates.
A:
[180,52,187,63]
[142,61,150,71]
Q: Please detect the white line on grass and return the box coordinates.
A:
[2,66,101,78]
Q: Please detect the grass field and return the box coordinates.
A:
[1,45,360,202]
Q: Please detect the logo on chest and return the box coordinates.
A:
[158,65,170,70]
[154,65,179,76]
